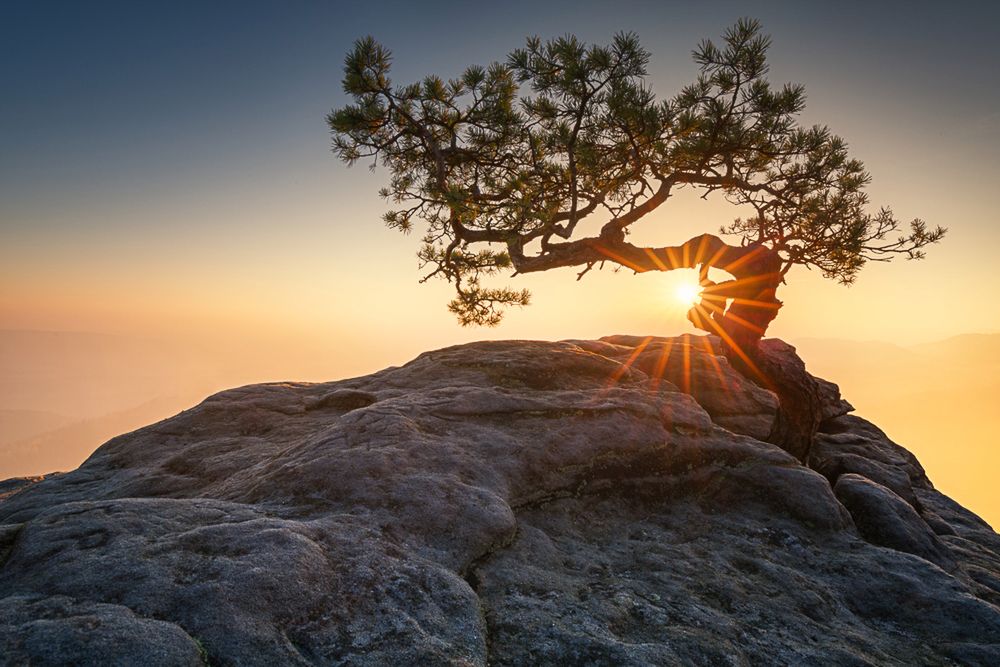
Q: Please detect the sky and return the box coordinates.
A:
[2,0,1000,527]
[2,0,999,370]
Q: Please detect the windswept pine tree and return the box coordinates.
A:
[328,19,944,355]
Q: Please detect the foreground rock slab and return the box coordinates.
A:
[1,336,998,665]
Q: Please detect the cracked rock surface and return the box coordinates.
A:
[1,335,998,665]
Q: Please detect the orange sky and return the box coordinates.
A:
[3,4,998,356]
[2,176,996,364]
[2,3,999,523]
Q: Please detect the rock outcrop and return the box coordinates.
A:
[1,335,998,665]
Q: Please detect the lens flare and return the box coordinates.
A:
[675,283,702,306]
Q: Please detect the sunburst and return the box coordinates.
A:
[675,282,703,307]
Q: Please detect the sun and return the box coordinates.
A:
[675,282,703,307]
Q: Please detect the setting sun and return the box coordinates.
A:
[2,5,1000,664]
[675,282,703,306]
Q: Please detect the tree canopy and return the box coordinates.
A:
[328,19,944,353]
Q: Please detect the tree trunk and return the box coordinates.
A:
[509,232,825,459]
[509,231,784,353]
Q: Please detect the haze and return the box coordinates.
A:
[2,2,998,526]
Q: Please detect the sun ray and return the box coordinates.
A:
[728,297,782,310]
[607,335,653,386]
[682,336,692,394]
[665,245,683,269]
[719,245,770,274]
[699,315,771,389]
[703,272,781,294]
[716,310,767,335]
[694,233,712,266]
[649,339,675,390]
[698,335,730,393]
[704,243,730,273]
[699,294,728,315]
[593,243,644,272]
[586,336,654,409]
[643,246,668,271]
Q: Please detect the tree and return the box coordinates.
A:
[328,19,944,356]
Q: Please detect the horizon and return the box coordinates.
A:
[3,4,999,526]
[4,4,1000,661]
[4,1,1000,347]
[3,327,998,530]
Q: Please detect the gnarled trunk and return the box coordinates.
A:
[510,232,826,460]
[509,231,784,354]
[682,240,782,356]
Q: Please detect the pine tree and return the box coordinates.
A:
[328,20,944,353]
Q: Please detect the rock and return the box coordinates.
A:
[834,473,956,571]
[0,523,21,564]
[305,388,378,412]
[594,336,846,462]
[812,415,929,508]
[751,338,824,462]
[0,476,48,502]
[585,334,779,441]
[1,335,998,665]
[918,487,1000,608]
[815,376,854,422]
[0,594,205,666]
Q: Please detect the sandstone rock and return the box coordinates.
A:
[0,594,205,666]
[812,414,929,508]
[0,476,47,502]
[585,334,780,442]
[834,473,956,571]
[751,338,824,461]
[1,336,998,665]
[815,376,854,422]
[918,486,1000,608]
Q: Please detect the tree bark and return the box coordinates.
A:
[509,231,827,459]
[508,231,784,353]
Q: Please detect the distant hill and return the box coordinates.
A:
[0,329,361,479]
[2,328,997,528]
[0,330,217,477]
[0,396,194,479]
[0,330,206,419]
[793,333,1000,530]
[0,409,76,445]
[913,332,1000,368]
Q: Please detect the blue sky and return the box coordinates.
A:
[4,0,997,222]
[2,0,999,347]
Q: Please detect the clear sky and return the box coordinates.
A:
[2,0,999,372]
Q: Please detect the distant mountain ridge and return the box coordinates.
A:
[913,332,1000,367]
[0,329,204,418]
[2,329,998,527]
[0,409,75,446]
[793,333,1000,529]
[0,397,192,479]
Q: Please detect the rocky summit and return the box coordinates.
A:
[1,335,999,666]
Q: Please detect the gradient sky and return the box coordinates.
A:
[2,0,999,372]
